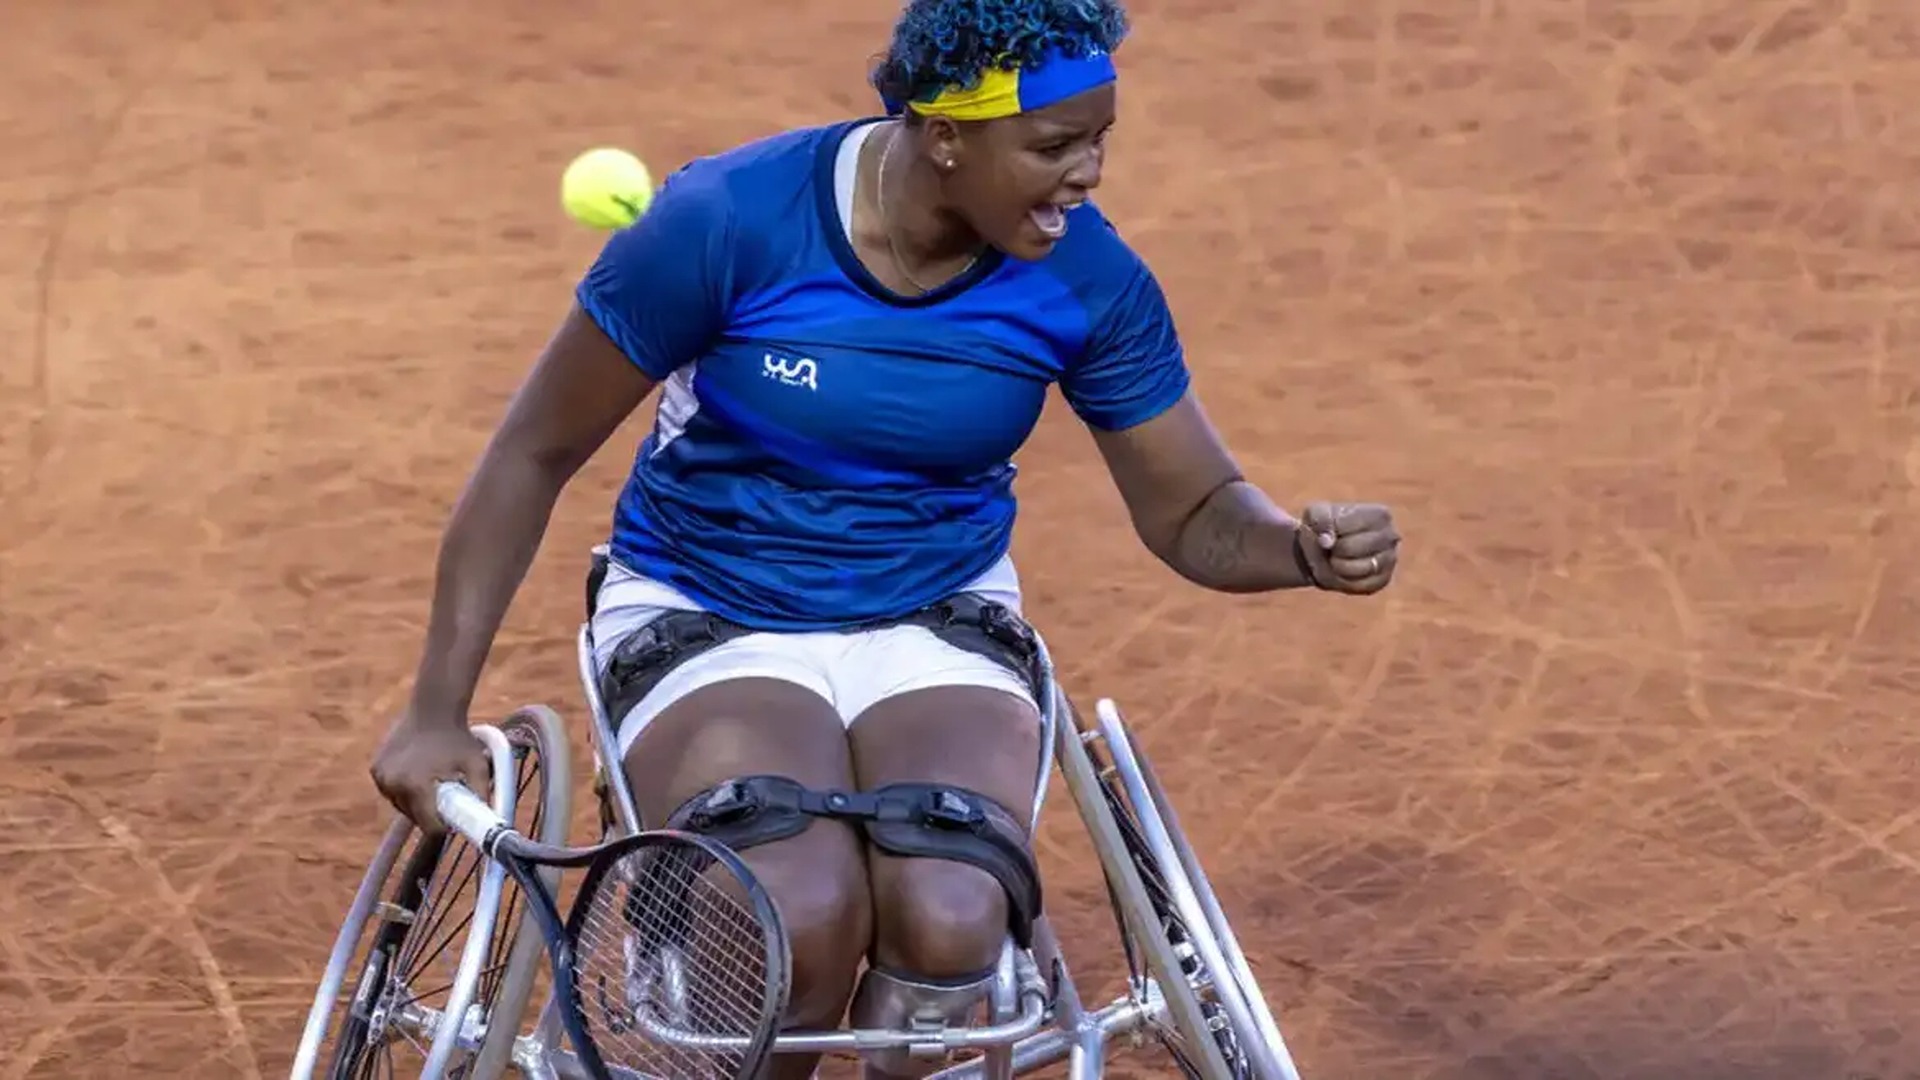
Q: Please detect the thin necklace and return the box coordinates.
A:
[875,125,971,293]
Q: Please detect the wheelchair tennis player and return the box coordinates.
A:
[370,0,1401,1075]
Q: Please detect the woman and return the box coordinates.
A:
[371,0,1401,1075]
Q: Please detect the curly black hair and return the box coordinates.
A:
[870,0,1130,115]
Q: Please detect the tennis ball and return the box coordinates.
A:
[560,147,654,230]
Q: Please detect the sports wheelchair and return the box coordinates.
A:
[291,588,1304,1079]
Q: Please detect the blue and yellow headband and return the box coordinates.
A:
[890,45,1116,122]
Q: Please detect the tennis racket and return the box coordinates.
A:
[434,781,791,1080]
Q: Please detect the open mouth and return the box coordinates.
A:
[1028,200,1082,241]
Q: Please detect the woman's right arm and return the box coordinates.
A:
[407,304,657,722]
[372,161,735,830]
[371,307,655,829]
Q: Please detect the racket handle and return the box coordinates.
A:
[436,780,506,847]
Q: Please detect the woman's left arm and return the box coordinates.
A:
[1087,390,1401,596]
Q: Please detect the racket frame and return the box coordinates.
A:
[434,781,791,1080]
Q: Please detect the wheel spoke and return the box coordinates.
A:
[1086,706,1273,1080]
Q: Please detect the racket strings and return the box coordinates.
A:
[571,843,776,1078]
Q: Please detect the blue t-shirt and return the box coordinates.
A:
[576,119,1191,631]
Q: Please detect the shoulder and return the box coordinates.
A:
[1037,201,1191,430]
[1033,203,1176,341]
[1036,203,1159,306]
[611,120,862,296]
[593,121,858,302]
[659,121,856,233]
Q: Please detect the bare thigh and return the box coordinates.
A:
[848,684,1043,977]
[622,677,871,1076]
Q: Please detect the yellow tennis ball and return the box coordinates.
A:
[560,147,654,230]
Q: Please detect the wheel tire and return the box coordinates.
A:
[292,707,573,1080]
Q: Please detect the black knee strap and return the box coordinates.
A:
[663,775,836,851]
[860,781,1042,949]
[664,776,1042,948]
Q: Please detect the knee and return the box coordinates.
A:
[871,858,1011,978]
[753,828,873,1022]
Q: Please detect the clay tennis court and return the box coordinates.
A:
[6,1,1919,1077]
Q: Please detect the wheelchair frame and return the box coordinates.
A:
[292,612,1305,1080]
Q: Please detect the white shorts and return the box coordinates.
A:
[589,555,1037,760]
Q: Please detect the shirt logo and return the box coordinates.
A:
[762,352,819,391]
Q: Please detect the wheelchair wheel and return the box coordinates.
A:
[290,706,573,1080]
[1079,698,1302,1080]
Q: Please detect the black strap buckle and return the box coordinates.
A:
[664,613,729,650]
[923,788,986,830]
[686,779,761,829]
[608,612,735,685]
[975,602,1034,653]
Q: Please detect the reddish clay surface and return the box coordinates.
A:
[7,2,1920,1077]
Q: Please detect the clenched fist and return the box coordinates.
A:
[1293,502,1400,595]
